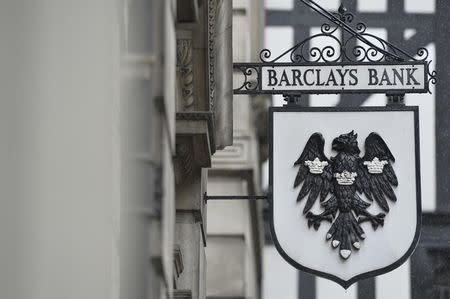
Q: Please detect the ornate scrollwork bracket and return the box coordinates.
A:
[233,0,436,95]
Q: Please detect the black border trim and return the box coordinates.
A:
[268,106,422,289]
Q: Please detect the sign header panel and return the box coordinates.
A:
[260,63,427,93]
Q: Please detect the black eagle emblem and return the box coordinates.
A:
[294,131,398,260]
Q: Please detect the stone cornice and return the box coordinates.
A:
[173,290,192,299]
[176,112,216,153]
[173,245,184,279]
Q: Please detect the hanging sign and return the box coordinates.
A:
[269,106,421,288]
[232,0,436,288]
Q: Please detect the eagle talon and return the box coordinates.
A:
[306,212,333,230]
[359,213,385,230]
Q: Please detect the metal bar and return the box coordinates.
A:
[204,193,267,201]
[435,0,450,212]
[357,278,376,299]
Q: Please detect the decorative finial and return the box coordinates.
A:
[338,3,347,14]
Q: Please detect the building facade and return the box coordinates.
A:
[123,0,267,299]
[1,1,266,299]
[3,1,449,299]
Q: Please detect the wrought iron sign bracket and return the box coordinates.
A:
[386,93,406,106]
[233,0,437,96]
[283,94,303,107]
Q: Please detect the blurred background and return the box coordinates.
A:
[0,0,448,299]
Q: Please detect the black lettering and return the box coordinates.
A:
[392,68,404,86]
[325,70,338,86]
[303,69,314,86]
[349,69,358,86]
[278,70,291,86]
[406,68,420,85]
[336,69,349,86]
[379,69,393,86]
[268,69,278,86]
[292,69,303,86]
[316,69,325,86]
[368,69,379,85]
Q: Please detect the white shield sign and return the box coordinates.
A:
[269,106,421,288]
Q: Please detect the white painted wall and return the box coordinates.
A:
[376,260,411,299]
[263,246,298,299]
[316,278,357,299]
[0,1,121,298]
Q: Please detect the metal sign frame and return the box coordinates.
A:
[235,61,430,95]
[268,105,422,288]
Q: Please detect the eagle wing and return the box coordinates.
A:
[356,132,398,212]
[294,133,333,214]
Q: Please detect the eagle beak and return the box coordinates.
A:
[332,138,339,150]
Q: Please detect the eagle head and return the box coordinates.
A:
[332,130,360,154]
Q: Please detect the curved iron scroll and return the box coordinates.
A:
[261,1,430,63]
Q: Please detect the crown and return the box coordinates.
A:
[363,157,388,174]
[334,171,357,185]
[304,157,328,174]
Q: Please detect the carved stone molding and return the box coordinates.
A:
[177,112,216,152]
[207,0,216,113]
[173,245,184,279]
[175,138,194,184]
[252,95,271,162]
[175,112,215,185]
[173,290,192,299]
[177,0,199,22]
[177,39,195,111]
[208,0,233,149]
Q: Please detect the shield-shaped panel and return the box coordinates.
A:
[269,106,421,288]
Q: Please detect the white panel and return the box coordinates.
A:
[233,14,249,61]
[317,278,357,299]
[316,0,340,11]
[405,43,436,212]
[405,0,435,14]
[376,259,411,299]
[265,0,294,10]
[207,177,248,234]
[261,64,426,91]
[404,29,417,41]
[310,26,341,63]
[272,110,419,281]
[310,94,340,107]
[357,0,387,13]
[265,26,294,63]
[361,94,386,106]
[272,94,286,107]
[263,246,298,299]
[357,28,387,63]
[262,160,269,191]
